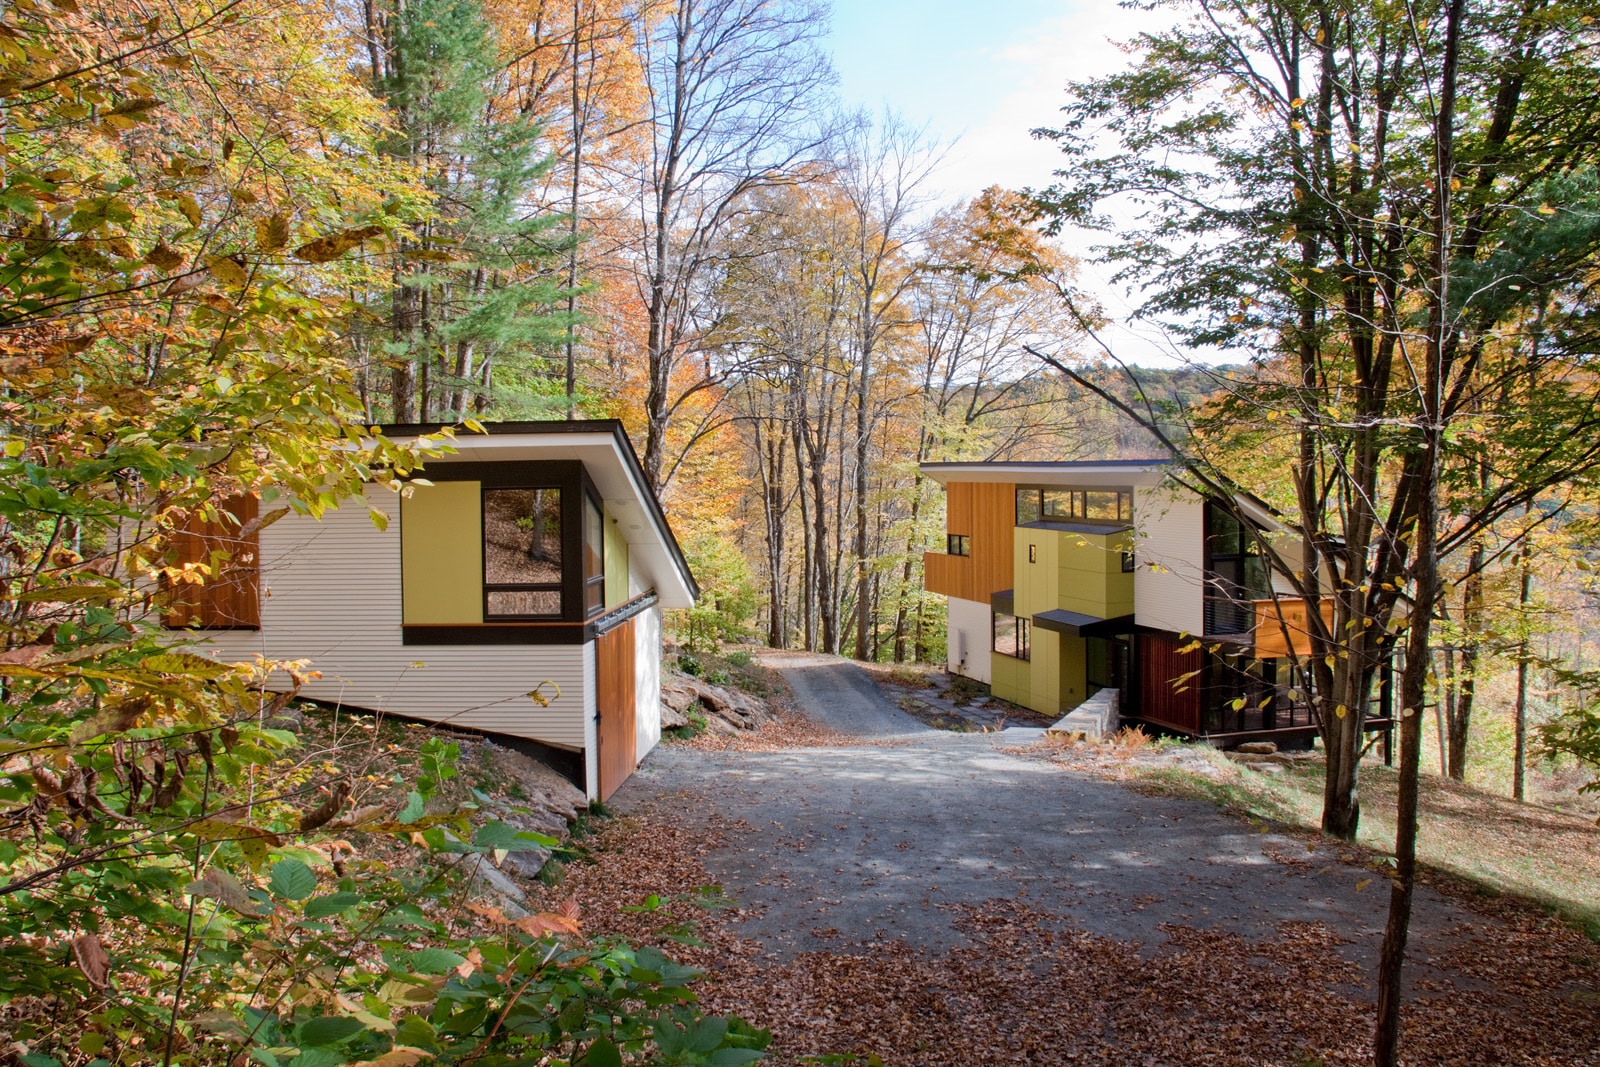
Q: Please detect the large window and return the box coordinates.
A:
[1204,500,1269,634]
[483,487,563,619]
[993,611,1031,660]
[1016,487,1133,525]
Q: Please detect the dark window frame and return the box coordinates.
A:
[1015,486,1134,526]
[992,610,1031,661]
[409,459,607,625]
[482,486,565,621]
[1203,499,1269,634]
[947,533,970,557]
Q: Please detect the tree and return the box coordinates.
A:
[361,0,575,422]
[1029,1,1600,1061]
[629,0,830,492]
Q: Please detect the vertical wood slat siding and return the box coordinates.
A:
[195,488,591,746]
[926,481,1017,603]
[1136,631,1201,732]
[166,494,260,628]
[596,617,637,800]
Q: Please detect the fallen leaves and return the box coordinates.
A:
[531,784,1600,1067]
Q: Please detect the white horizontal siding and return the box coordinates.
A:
[195,487,588,748]
[1133,485,1205,636]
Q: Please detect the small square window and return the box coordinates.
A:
[948,534,970,557]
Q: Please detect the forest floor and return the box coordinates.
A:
[532,655,1600,1067]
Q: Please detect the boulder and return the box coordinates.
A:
[661,703,689,730]
[264,706,304,732]
[1237,741,1278,755]
[660,672,771,732]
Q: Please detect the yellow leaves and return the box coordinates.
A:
[294,225,384,263]
[1538,203,1556,215]
[256,212,290,252]
[176,193,202,227]
[1355,877,1371,892]
[144,241,184,268]
[204,253,249,288]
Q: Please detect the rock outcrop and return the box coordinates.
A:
[660,672,771,733]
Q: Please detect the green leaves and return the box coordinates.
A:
[296,1015,367,1047]
[268,857,317,900]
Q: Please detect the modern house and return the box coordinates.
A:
[165,420,697,800]
[921,460,1387,747]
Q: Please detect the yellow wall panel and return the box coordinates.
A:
[604,505,630,609]
[401,481,483,624]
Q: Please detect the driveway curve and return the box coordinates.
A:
[752,650,930,737]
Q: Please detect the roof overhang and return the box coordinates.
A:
[1032,609,1136,638]
[920,460,1173,489]
[381,420,699,608]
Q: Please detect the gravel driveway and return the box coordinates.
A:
[618,655,1495,983]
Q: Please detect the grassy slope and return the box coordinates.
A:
[1137,750,1600,937]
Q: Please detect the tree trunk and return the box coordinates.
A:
[1514,533,1533,801]
[1375,1,1463,1060]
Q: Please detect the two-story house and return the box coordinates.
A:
[921,460,1386,747]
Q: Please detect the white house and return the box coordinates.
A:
[169,420,697,800]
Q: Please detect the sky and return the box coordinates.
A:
[823,0,1191,366]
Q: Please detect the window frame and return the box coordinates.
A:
[1015,486,1134,526]
[405,459,608,626]
[992,610,1031,661]
[482,485,566,621]
[947,533,970,557]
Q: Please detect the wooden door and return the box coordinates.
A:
[595,618,637,801]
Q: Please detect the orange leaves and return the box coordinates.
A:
[71,932,111,989]
[467,896,584,939]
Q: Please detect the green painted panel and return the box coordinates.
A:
[991,653,1029,707]
[401,481,483,624]
[603,505,630,609]
[1057,634,1087,711]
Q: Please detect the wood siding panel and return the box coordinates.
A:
[923,552,969,598]
[166,494,260,628]
[1253,597,1335,658]
[934,481,1016,603]
[1136,631,1202,732]
[596,618,637,800]
[195,487,592,746]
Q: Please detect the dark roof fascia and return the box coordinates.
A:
[1032,610,1135,638]
[379,419,700,601]
[1018,520,1133,535]
[990,589,1015,615]
[921,459,1173,470]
